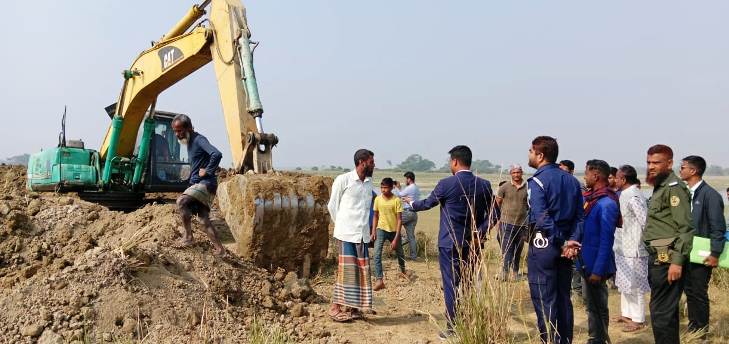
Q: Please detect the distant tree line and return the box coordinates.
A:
[308,165,350,172]
[704,165,729,176]
[303,157,729,176]
[397,154,436,172]
[0,154,29,166]
[392,154,502,173]
[576,164,728,176]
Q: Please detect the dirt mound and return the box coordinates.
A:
[0,166,330,343]
[0,164,26,196]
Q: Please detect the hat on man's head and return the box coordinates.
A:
[510,164,523,172]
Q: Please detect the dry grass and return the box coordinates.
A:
[248,316,292,344]
[449,246,523,343]
[711,267,729,290]
[415,231,435,257]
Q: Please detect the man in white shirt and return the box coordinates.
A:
[327,149,376,322]
[399,171,421,260]
[613,165,650,333]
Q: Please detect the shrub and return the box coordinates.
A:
[449,246,521,344]
[248,316,291,344]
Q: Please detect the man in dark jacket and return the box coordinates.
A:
[406,145,493,340]
[171,114,225,257]
[679,155,726,338]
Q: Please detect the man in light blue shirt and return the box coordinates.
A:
[399,171,421,260]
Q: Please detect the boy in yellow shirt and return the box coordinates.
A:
[371,177,407,291]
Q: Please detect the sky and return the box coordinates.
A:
[2,1,729,171]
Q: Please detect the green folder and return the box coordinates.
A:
[689,236,729,268]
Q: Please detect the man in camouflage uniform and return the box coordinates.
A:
[642,144,694,344]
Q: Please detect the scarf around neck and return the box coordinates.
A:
[583,186,622,227]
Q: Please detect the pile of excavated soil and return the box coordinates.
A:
[0,165,339,343]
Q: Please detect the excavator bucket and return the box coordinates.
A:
[217,173,333,277]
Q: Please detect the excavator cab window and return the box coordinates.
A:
[143,112,191,192]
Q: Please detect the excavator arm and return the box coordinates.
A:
[29,1,332,274]
[98,0,276,184]
[208,0,277,173]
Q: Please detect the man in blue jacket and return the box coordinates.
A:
[526,136,583,344]
[171,114,225,257]
[406,145,493,340]
[579,159,619,344]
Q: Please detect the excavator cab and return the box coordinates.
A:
[103,104,191,193]
[143,111,191,192]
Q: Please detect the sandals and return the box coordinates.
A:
[172,239,194,249]
[329,307,368,322]
[329,309,353,323]
[213,247,230,258]
[612,315,630,324]
[622,322,646,333]
[351,309,365,320]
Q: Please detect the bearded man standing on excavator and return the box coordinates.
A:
[171,114,226,257]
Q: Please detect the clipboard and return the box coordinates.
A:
[689,236,729,268]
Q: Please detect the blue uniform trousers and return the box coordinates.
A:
[438,245,472,328]
[527,243,574,344]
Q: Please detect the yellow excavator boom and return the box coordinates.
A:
[83,0,330,275]
[98,0,276,174]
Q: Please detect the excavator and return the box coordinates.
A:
[27,0,277,206]
[26,0,331,274]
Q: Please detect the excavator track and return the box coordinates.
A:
[78,191,145,211]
